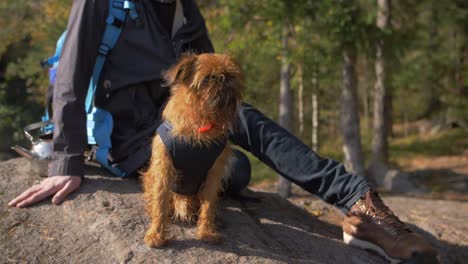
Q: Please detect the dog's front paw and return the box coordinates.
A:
[196,230,223,244]
[144,231,169,248]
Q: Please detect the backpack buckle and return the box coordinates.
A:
[123,1,134,11]
[123,1,139,21]
[112,0,125,9]
[98,44,110,56]
[106,16,124,28]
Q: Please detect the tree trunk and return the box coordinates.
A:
[418,2,440,119]
[457,12,468,94]
[298,64,304,138]
[385,91,393,137]
[341,47,365,176]
[362,58,371,132]
[312,69,319,151]
[370,0,391,181]
[277,22,292,198]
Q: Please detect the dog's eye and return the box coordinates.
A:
[203,75,227,84]
[202,76,217,84]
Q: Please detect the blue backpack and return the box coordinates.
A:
[41,0,141,177]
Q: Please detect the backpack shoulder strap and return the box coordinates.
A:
[85,0,139,113]
[85,0,139,177]
[41,30,68,68]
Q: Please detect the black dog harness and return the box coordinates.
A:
[157,121,227,195]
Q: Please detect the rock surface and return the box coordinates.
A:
[1,158,466,263]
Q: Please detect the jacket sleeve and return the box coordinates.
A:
[190,28,215,53]
[185,0,215,54]
[48,0,107,177]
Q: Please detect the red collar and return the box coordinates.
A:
[197,124,213,133]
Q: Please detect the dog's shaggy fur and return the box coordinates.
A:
[142,53,244,247]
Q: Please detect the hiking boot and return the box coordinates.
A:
[343,190,439,263]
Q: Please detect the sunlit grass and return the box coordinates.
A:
[243,151,277,184]
[390,128,467,159]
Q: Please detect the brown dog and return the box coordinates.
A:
[142,53,244,247]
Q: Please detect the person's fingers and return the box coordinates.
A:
[16,186,58,208]
[52,180,77,205]
[9,176,81,208]
[8,185,41,207]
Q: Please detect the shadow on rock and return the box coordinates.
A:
[148,191,382,264]
[406,223,468,264]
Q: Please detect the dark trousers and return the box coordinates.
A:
[229,103,370,213]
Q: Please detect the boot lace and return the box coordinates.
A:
[362,191,410,236]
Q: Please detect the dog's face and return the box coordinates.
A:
[164,53,244,122]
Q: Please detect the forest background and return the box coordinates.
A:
[0,0,467,195]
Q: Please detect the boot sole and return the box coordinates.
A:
[343,232,401,264]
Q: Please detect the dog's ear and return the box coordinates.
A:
[163,54,198,86]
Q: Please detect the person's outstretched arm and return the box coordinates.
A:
[9,0,106,207]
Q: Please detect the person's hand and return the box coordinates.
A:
[8,176,82,208]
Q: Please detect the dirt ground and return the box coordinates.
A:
[391,153,468,202]
[1,158,467,264]
[398,153,468,175]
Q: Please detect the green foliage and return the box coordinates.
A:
[0,0,467,176]
[390,0,468,122]
[315,0,377,53]
[0,0,70,151]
